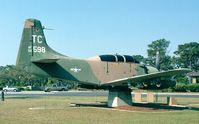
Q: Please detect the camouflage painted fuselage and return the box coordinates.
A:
[34,57,147,87]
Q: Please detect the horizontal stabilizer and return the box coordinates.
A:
[32,58,59,63]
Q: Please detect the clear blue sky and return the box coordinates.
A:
[0,0,199,66]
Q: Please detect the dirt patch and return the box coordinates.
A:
[116,103,188,112]
[71,102,188,112]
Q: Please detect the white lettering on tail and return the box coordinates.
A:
[28,35,46,53]
[32,35,43,44]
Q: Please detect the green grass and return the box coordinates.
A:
[0,96,199,124]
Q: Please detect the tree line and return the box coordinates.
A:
[0,39,199,90]
[0,65,77,90]
[133,39,199,86]
[133,39,199,71]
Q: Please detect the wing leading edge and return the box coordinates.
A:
[102,68,191,87]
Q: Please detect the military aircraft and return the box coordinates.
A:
[16,19,190,107]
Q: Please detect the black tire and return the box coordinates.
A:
[3,89,7,92]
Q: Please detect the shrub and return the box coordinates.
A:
[173,83,187,92]
[186,84,199,92]
[173,83,199,92]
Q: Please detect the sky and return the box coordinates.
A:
[0,0,199,66]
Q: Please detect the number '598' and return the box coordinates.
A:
[33,46,46,53]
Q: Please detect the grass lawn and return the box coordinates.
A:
[0,96,199,124]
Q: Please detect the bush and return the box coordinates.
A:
[173,83,187,92]
[173,83,199,92]
[186,84,199,92]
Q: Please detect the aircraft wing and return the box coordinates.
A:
[102,68,191,87]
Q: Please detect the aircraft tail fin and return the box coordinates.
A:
[16,19,65,68]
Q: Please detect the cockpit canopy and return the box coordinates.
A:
[99,54,140,63]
